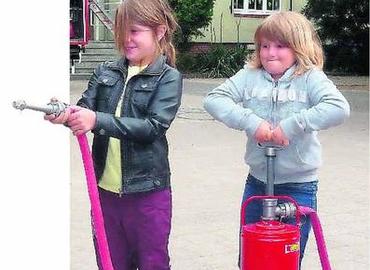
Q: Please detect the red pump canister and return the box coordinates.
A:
[241,220,300,270]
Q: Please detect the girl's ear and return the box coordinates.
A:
[156,25,166,41]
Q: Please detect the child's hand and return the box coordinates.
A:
[254,121,273,143]
[271,125,289,146]
[67,106,97,136]
[43,98,71,124]
[44,110,71,124]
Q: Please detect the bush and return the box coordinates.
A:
[176,44,252,78]
[169,0,215,51]
[303,0,369,75]
[323,43,369,75]
[176,52,197,73]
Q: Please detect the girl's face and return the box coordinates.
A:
[259,38,296,80]
[123,23,158,66]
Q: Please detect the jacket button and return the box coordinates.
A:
[103,78,108,83]
[154,180,161,186]
[99,129,106,135]
[141,83,148,88]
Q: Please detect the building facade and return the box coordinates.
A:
[192,0,306,44]
[89,0,306,45]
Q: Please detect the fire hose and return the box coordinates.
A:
[298,206,331,270]
[12,100,114,270]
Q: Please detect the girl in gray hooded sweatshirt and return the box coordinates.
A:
[203,11,350,268]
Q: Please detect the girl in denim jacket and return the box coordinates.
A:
[46,0,182,269]
[204,11,350,268]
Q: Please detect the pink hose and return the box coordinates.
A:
[298,206,332,270]
[77,134,114,270]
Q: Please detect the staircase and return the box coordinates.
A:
[70,0,119,80]
[70,41,120,80]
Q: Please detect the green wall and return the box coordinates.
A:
[192,0,306,44]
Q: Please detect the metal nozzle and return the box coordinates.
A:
[12,99,68,116]
[275,202,297,219]
[12,100,27,111]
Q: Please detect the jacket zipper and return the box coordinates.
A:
[119,78,132,197]
[271,80,279,129]
[118,74,139,196]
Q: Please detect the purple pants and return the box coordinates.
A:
[92,187,172,270]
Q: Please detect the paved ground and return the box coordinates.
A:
[70,78,369,270]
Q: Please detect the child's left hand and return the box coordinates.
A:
[67,106,97,136]
[254,121,273,143]
[272,125,289,146]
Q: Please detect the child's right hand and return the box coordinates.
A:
[44,109,71,125]
[43,98,71,125]
[254,121,273,143]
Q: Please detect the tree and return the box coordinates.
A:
[303,0,369,74]
[169,0,215,51]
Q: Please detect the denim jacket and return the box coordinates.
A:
[204,65,350,184]
[77,55,182,194]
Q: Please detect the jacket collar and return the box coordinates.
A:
[262,64,297,83]
[107,54,167,76]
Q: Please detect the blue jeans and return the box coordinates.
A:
[240,174,318,268]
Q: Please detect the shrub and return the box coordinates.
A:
[303,0,369,75]
[197,44,252,78]
[176,44,252,78]
[176,52,197,73]
[323,43,368,75]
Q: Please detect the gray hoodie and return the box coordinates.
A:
[203,65,350,184]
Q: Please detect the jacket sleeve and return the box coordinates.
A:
[93,68,183,143]
[203,68,264,137]
[279,69,350,139]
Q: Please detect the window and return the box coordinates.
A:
[233,0,280,15]
[234,0,244,9]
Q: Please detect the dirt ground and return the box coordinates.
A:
[187,75,369,91]
[327,76,369,91]
[70,78,369,270]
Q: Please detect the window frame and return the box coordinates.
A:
[233,0,281,16]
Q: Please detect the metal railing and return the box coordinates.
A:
[89,0,121,41]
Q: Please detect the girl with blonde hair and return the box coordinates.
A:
[204,11,350,268]
[46,0,182,269]
[249,11,324,76]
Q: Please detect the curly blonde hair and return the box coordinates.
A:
[114,0,178,67]
[248,11,324,76]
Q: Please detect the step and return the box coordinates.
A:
[82,47,119,55]
[70,73,92,81]
[74,61,110,69]
[83,49,120,55]
[73,67,95,74]
[86,41,116,49]
[80,54,119,62]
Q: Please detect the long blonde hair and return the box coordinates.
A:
[114,0,178,67]
[248,11,324,76]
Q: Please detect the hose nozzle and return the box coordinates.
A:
[12,99,68,116]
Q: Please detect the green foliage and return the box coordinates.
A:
[169,0,215,51]
[176,52,197,72]
[177,44,252,78]
[303,0,369,75]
